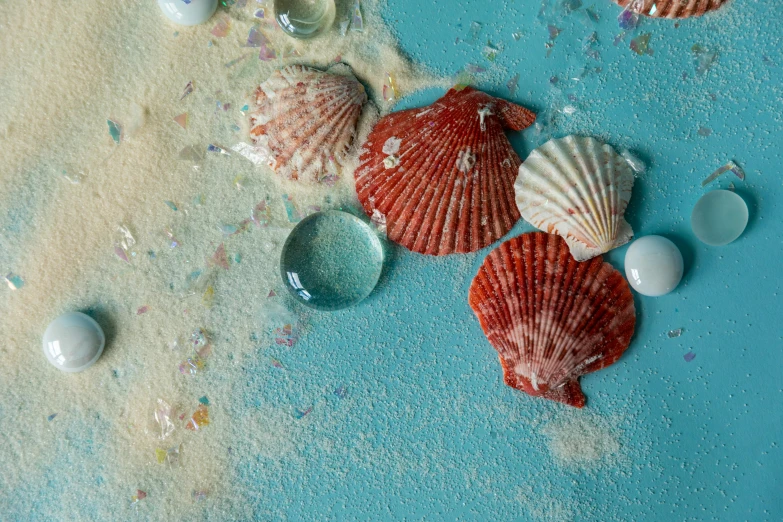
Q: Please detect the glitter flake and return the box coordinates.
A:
[4,272,25,290]
[667,328,683,338]
[702,161,746,187]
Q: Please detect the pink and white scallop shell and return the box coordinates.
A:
[515,135,635,262]
[248,65,367,182]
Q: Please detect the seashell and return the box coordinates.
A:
[248,65,367,182]
[468,232,636,408]
[612,0,729,18]
[515,135,634,262]
[355,86,536,255]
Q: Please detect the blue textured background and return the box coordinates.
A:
[267,0,782,520]
[4,0,781,520]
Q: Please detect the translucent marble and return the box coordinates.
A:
[691,190,748,246]
[280,211,383,311]
[157,0,218,26]
[42,312,105,372]
[624,235,684,297]
[274,0,336,39]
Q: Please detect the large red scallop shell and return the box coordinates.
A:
[613,0,729,18]
[468,232,636,408]
[355,86,535,255]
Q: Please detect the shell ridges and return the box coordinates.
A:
[468,232,636,408]
[355,86,536,255]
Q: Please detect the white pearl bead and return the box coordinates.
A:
[42,312,105,373]
[624,236,684,297]
[158,0,218,26]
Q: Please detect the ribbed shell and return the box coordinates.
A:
[355,86,536,255]
[515,136,634,262]
[248,65,367,182]
[613,0,729,18]
[468,232,636,408]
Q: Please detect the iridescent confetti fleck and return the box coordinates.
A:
[225,54,250,68]
[381,72,398,103]
[131,490,147,506]
[270,357,283,368]
[163,227,180,248]
[512,31,523,41]
[482,42,501,62]
[464,64,486,74]
[692,44,719,76]
[155,445,181,466]
[185,404,210,431]
[621,149,646,174]
[198,396,210,406]
[252,200,271,227]
[207,144,230,155]
[245,26,265,47]
[173,113,188,129]
[630,33,653,56]
[274,323,298,346]
[467,21,482,44]
[334,386,347,399]
[254,8,265,17]
[282,194,302,222]
[583,32,600,61]
[210,17,231,37]
[3,272,24,290]
[47,413,58,421]
[350,0,364,32]
[137,305,149,315]
[192,490,208,502]
[545,25,561,56]
[114,245,130,263]
[180,81,194,100]
[684,352,696,362]
[210,243,230,270]
[618,8,639,30]
[259,43,276,61]
[267,290,276,298]
[339,19,350,36]
[698,126,712,137]
[164,200,178,211]
[506,73,520,96]
[220,224,239,236]
[667,328,683,338]
[107,119,122,144]
[702,160,746,187]
[293,407,313,419]
[178,145,204,162]
[62,169,85,184]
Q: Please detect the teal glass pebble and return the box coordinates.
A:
[280,210,384,311]
[691,190,749,246]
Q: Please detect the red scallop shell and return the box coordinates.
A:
[355,86,535,255]
[468,232,636,408]
[613,0,729,18]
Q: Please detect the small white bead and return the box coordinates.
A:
[42,312,105,373]
[158,0,218,26]
[624,236,684,297]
